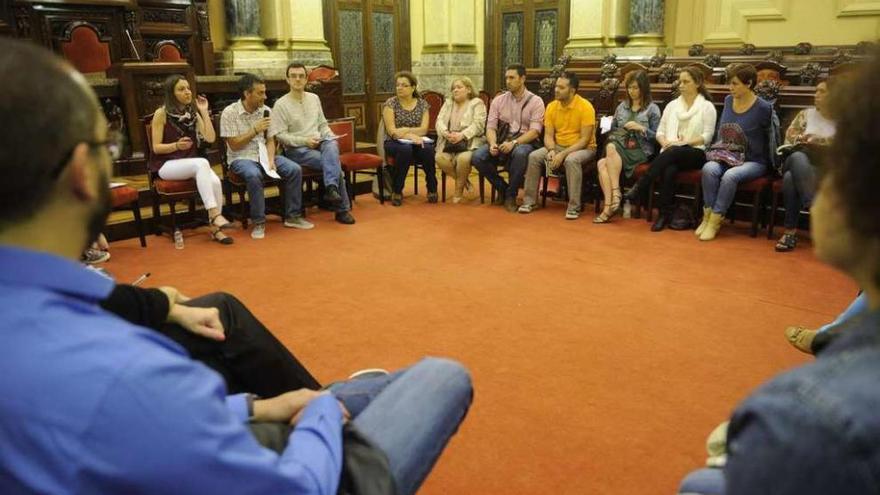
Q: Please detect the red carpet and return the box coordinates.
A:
[104,191,856,494]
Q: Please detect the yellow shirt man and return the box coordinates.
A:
[544,94,596,149]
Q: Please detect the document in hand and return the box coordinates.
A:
[396,136,435,145]
[258,141,281,179]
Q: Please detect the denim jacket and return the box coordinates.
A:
[611,100,661,157]
[724,308,880,494]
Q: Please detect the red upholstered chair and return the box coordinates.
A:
[111,185,146,247]
[308,65,339,82]
[645,169,703,222]
[142,114,201,237]
[728,176,774,238]
[60,24,112,74]
[329,117,384,205]
[410,90,444,197]
[156,42,184,62]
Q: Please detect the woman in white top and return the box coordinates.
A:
[435,77,487,203]
[624,66,717,231]
[775,79,836,252]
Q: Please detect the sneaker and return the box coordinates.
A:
[323,185,343,206]
[347,368,389,380]
[504,198,518,213]
[250,223,266,239]
[82,248,110,264]
[335,210,356,225]
[565,207,580,220]
[518,203,537,214]
[284,215,315,230]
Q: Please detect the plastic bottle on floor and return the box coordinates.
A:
[173,228,184,250]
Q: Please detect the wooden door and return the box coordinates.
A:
[484,0,568,94]
[324,0,411,142]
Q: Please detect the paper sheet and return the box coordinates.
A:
[258,141,281,179]
[599,115,614,134]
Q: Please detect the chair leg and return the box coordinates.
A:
[377,167,386,205]
[768,191,779,239]
[646,183,655,222]
[413,166,419,196]
[479,173,485,204]
[541,175,548,208]
[151,192,162,236]
[750,190,761,238]
[169,200,178,234]
[238,189,248,230]
[441,170,447,202]
[131,202,147,247]
[347,171,356,205]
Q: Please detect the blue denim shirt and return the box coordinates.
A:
[611,100,661,157]
[0,246,343,494]
[724,308,880,494]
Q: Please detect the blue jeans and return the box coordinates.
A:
[471,143,535,200]
[679,468,724,495]
[781,151,817,229]
[818,292,868,335]
[283,140,351,211]
[701,160,767,215]
[229,157,302,223]
[383,140,437,195]
[329,358,473,495]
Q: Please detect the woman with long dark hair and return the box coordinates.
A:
[149,74,232,244]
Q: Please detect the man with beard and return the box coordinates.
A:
[0,39,472,495]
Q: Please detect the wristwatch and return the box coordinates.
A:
[245,393,258,421]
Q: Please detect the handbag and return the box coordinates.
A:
[443,109,470,154]
[606,128,639,150]
[495,94,533,151]
[668,204,696,230]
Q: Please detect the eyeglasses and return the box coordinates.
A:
[396,82,412,88]
[49,132,122,180]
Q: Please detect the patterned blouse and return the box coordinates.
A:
[383,96,429,129]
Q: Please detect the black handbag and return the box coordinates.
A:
[495,94,533,150]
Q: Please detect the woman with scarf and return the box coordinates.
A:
[150,74,232,244]
[624,66,717,231]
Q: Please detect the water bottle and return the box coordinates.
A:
[622,199,632,219]
[173,228,184,250]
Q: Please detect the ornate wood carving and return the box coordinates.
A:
[195,3,211,41]
[597,77,619,100]
[754,79,781,103]
[738,43,756,55]
[688,44,704,56]
[799,62,821,86]
[124,10,141,40]
[142,8,187,25]
[657,63,677,83]
[602,53,617,65]
[702,53,721,67]
[14,5,31,37]
[55,20,110,40]
[855,41,875,54]
[765,50,784,64]
[649,54,666,67]
[539,54,571,96]
[599,62,618,81]
[794,42,812,55]
[145,38,190,60]
[832,48,852,67]
[724,63,738,83]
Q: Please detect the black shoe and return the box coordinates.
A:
[323,185,343,206]
[504,198,518,213]
[391,193,402,207]
[651,211,670,232]
[335,210,356,225]
[427,192,438,203]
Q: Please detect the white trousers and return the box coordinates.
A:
[158,157,224,211]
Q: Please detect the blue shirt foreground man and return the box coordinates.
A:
[0,39,471,495]
[679,62,880,493]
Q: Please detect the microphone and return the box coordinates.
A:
[262,109,269,140]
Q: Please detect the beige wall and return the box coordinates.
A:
[410,0,484,62]
[208,0,227,50]
[667,0,880,53]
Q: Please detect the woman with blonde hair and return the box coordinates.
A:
[435,77,487,203]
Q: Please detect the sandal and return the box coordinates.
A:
[210,226,234,245]
[775,232,798,252]
[593,208,613,224]
[784,325,816,354]
[210,214,234,230]
[607,187,623,218]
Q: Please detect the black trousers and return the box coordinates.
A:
[634,146,706,211]
[158,292,321,397]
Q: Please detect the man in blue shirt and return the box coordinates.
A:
[0,39,472,495]
[679,63,880,494]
